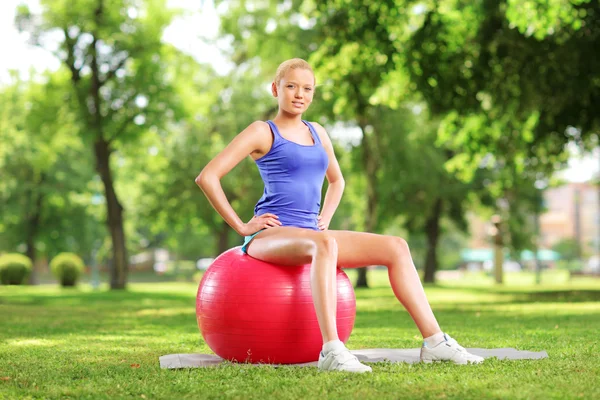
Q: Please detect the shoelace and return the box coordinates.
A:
[445,336,466,353]
[446,336,483,362]
[331,349,359,365]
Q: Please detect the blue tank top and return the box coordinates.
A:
[253,120,329,230]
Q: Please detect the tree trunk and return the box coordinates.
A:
[492,215,504,284]
[355,265,369,288]
[355,119,379,288]
[597,154,600,275]
[25,213,38,285]
[26,175,45,285]
[574,188,582,260]
[423,198,443,283]
[94,138,128,289]
[216,188,239,255]
[217,223,231,255]
[89,16,128,289]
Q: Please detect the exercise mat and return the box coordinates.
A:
[159,348,548,369]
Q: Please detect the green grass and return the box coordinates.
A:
[1,271,599,400]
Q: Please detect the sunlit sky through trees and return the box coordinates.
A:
[1,0,597,182]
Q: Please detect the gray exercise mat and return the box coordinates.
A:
[159,348,548,369]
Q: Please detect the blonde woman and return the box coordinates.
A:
[196,58,483,373]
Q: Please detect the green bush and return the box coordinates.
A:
[0,253,32,285]
[50,253,85,287]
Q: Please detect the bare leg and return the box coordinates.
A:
[246,227,339,343]
[328,230,441,338]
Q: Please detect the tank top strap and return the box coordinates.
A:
[266,120,283,141]
[302,120,322,145]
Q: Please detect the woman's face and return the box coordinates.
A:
[273,68,315,115]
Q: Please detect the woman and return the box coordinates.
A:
[196,58,483,373]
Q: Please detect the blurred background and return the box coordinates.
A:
[0,0,599,289]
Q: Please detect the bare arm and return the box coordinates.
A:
[313,122,345,230]
[195,121,281,236]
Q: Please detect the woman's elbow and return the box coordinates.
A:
[333,178,345,189]
[195,170,213,190]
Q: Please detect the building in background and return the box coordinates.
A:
[464,181,599,269]
[540,182,598,257]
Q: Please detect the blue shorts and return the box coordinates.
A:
[241,229,265,254]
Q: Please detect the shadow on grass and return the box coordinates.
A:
[3,284,599,340]
[0,289,202,339]
[429,286,600,303]
[501,290,600,303]
[353,307,600,333]
[0,289,195,306]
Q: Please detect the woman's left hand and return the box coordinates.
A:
[317,215,330,231]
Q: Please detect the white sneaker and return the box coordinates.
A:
[318,348,373,373]
[420,333,484,365]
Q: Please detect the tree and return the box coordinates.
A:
[406,0,600,183]
[307,1,417,287]
[16,0,183,288]
[553,238,581,267]
[368,106,483,282]
[133,62,277,258]
[0,71,100,283]
[405,0,600,280]
[216,0,477,285]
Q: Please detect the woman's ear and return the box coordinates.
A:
[271,81,278,97]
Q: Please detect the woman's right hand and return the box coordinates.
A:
[239,213,281,236]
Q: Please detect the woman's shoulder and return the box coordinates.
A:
[247,120,271,132]
[237,121,274,155]
[306,121,332,146]
[306,121,326,134]
[239,120,271,140]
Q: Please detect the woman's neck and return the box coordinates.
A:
[272,110,304,128]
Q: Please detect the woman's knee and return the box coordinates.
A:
[312,233,338,258]
[386,236,410,261]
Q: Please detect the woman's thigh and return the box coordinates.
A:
[246,226,328,266]
[327,230,404,268]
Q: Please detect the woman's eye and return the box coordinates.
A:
[305,88,313,91]
[287,85,294,88]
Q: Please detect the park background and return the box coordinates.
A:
[1,1,599,399]
[1,0,599,287]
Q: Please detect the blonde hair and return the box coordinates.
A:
[274,58,315,87]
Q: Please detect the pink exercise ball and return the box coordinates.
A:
[196,247,356,364]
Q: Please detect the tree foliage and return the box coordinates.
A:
[0,71,100,283]
[3,0,596,287]
[16,0,185,288]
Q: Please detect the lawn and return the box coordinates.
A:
[1,270,599,400]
